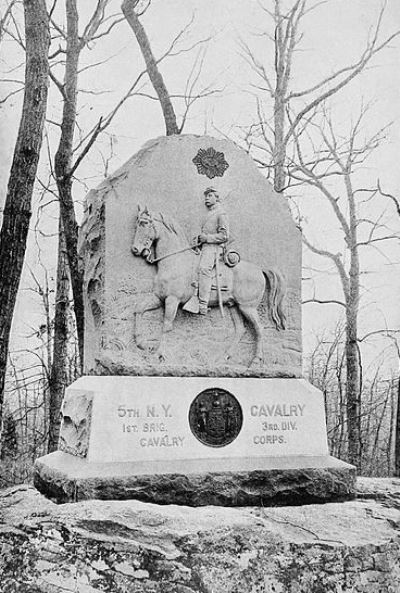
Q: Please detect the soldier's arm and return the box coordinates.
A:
[204,213,229,244]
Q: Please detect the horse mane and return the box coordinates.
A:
[156,212,188,243]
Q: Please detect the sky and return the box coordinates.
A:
[1,0,399,376]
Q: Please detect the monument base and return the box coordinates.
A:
[34,451,355,505]
[34,376,356,505]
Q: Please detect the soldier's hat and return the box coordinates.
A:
[204,187,220,200]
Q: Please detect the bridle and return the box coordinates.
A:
[136,213,199,264]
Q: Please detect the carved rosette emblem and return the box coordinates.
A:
[189,388,243,447]
[192,147,229,179]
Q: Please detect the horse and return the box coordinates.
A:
[131,205,286,366]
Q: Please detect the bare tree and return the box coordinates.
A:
[47,220,69,453]
[50,0,122,366]
[307,324,399,475]
[362,182,400,475]
[0,0,49,434]
[37,0,128,450]
[395,369,400,477]
[121,0,219,136]
[294,106,398,468]
[122,0,179,135]
[42,0,218,447]
[240,0,400,193]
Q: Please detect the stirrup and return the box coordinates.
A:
[183,295,200,314]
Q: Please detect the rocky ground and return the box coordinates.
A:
[0,478,399,592]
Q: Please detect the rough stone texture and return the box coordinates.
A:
[1,479,399,592]
[59,390,93,458]
[34,451,356,506]
[79,135,302,377]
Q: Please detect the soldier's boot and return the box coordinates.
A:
[199,303,208,315]
[198,273,212,315]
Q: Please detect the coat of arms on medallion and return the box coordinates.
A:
[188,388,243,447]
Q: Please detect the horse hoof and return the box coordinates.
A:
[250,356,263,367]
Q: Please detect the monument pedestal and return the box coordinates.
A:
[34,451,354,506]
[34,376,356,505]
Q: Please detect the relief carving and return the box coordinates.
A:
[130,187,286,367]
[192,147,229,179]
[189,388,243,447]
[79,136,302,377]
[59,391,93,458]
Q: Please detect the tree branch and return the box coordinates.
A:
[377,179,400,218]
[303,298,346,307]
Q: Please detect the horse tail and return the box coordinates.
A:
[262,268,287,330]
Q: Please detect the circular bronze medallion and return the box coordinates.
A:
[189,388,243,448]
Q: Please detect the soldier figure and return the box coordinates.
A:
[197,187,229,315]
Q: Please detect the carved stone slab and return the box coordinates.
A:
[34,376,356,505]
[52,376,329,464]
[59,390,93,458]
[79,135,302,378]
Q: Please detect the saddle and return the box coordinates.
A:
[211,259,233,293]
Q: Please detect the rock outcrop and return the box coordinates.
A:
[0,478,399,592]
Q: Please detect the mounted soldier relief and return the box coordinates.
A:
[35,134,355,506]
[80,135,301,378]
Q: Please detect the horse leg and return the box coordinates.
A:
[157,295,179,362]
[133,294,162,350]
[237,304,264,366]
[163,295,179,333]
[221,306,245,362]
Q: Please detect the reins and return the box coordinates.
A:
[147,243,200,264]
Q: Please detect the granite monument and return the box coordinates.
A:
[34,135,355,504]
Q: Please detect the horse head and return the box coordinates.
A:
[132,204,157,260]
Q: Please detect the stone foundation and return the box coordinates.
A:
[34,451,356,505]
[1,479,399,592]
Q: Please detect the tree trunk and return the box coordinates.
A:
[344,171,362,469]
[47,219,69,453]
[0,0,49,431]
[346,238,361,468]
[273,0,286,193]
[273,86,286,193]
[345,321,361,467]
[54,0,84,368]
[121,0,179,136]
[394,376,400,476]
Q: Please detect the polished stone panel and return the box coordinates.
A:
[58,376,329,463]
